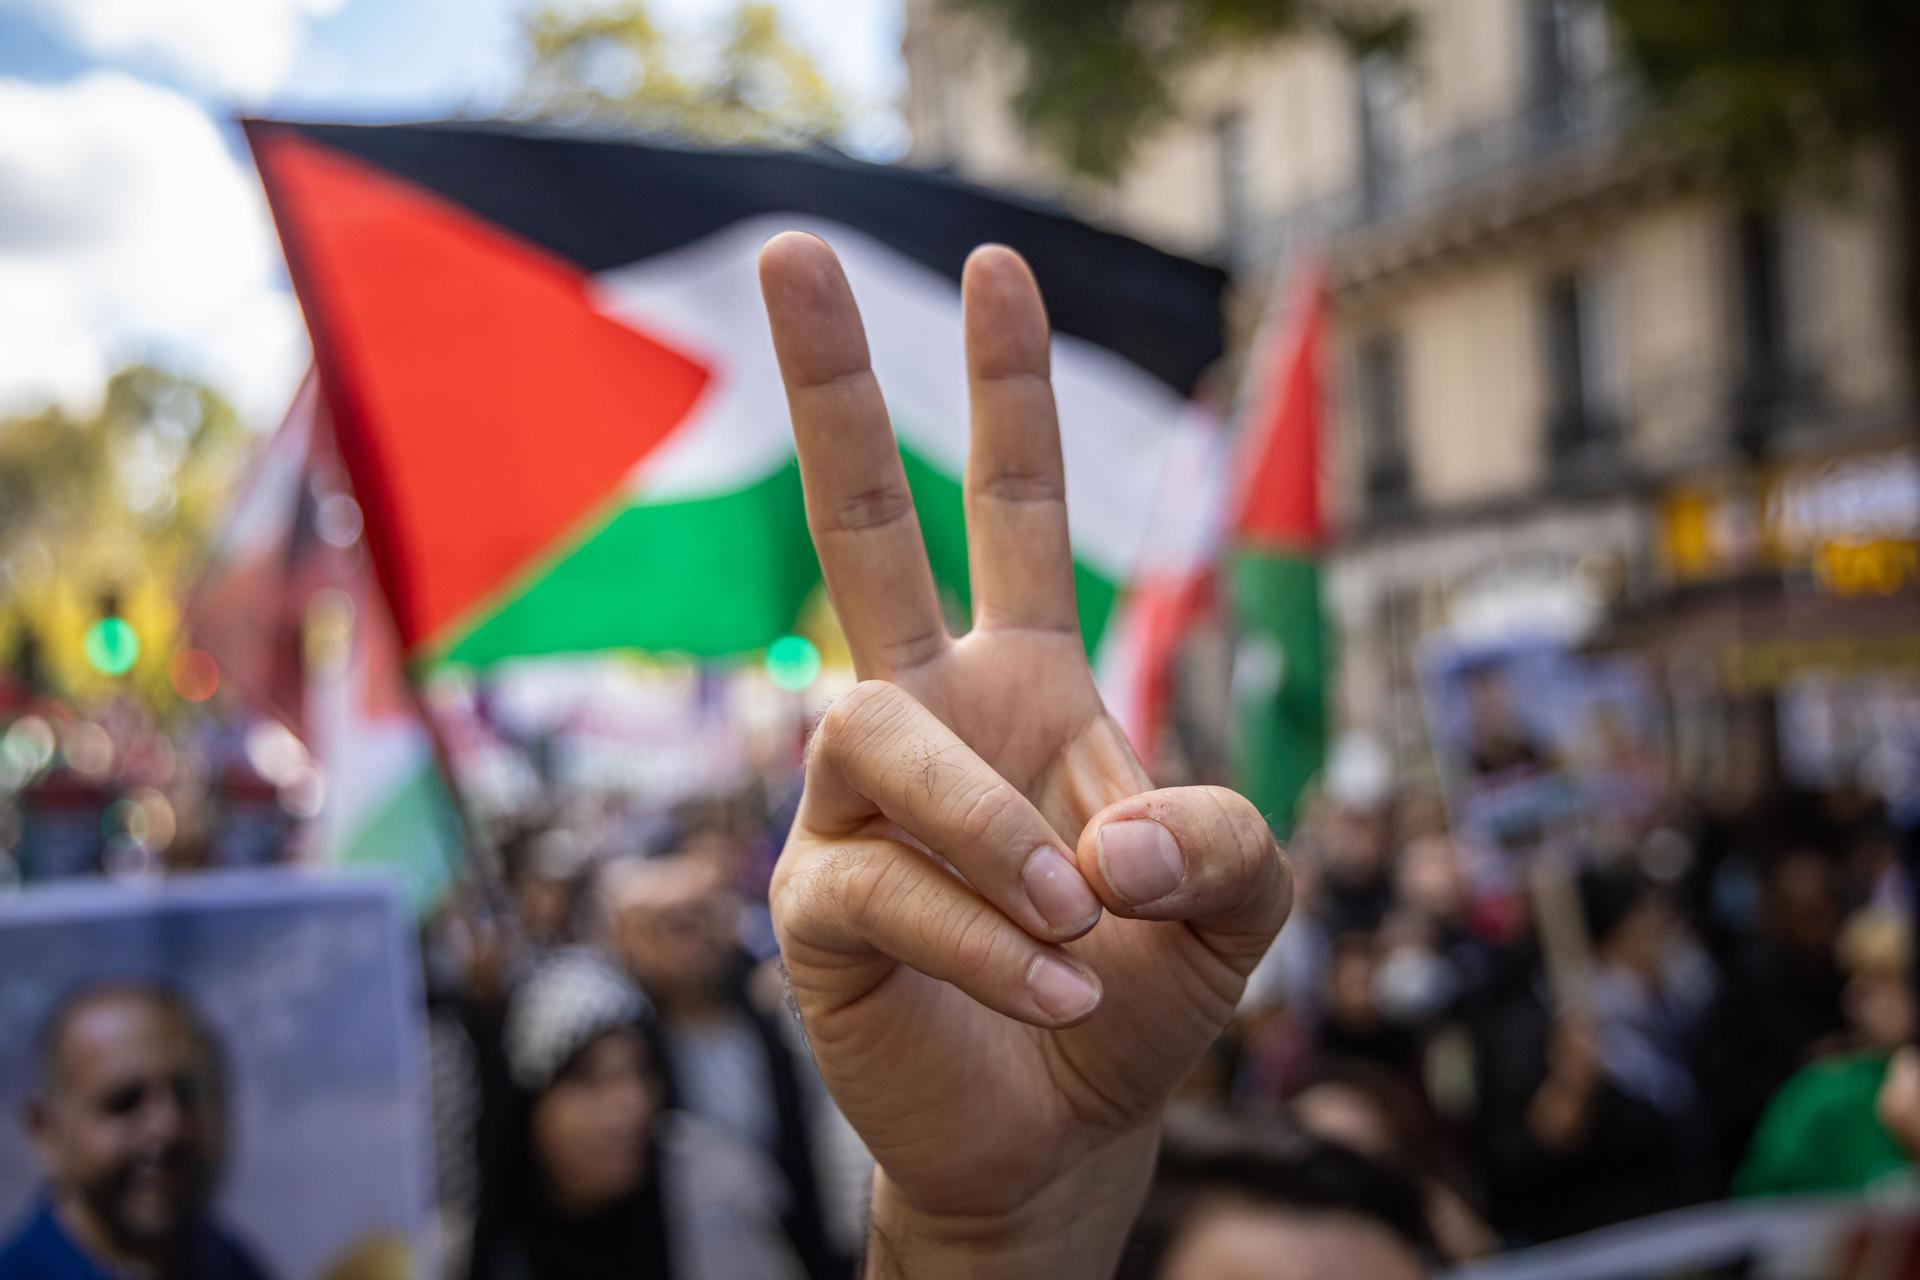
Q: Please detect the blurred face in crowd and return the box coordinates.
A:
[678,827,748,883]
[516,872,574,947]
[532,1029,658,1215]
[1839,910,1915,1049]
[1292,1082,1397,1162]
[512,832,583,948]
[1767,851,1838,959]
[1848,972,1915,1051]
[1600,894,1673,986]
[1397,836,1466,923]
[27,989,224,1256]
[1327,933,1382,1030]
[1159,1199,1424,1280]
[606,853,737,1010]
[1326,808,1389,887]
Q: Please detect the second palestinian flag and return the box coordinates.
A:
[245,121,1228,684]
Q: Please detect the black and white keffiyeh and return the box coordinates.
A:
[504,947,652,1093]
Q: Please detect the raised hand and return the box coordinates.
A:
[758,233,1291,1278]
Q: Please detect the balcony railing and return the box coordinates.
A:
[1244,74,1637,274]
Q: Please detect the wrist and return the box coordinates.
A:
[864,1126,1160,1280]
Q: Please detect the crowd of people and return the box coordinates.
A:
[393,754,1918,1279]
[6,233,1917,1278]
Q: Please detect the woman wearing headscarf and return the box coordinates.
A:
[468,949,805,1280]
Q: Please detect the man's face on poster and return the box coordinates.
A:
[27,990,225,1250]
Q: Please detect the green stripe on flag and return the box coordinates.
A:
[428,441,1122,669]
[433,459,819,665]
[898,448,1119,651]
[339,759,463,914]
[1229,549,1327,835]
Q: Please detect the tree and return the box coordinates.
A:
[1604,0,1920,416]
[516,0,845,146]
[0,367,248,705]
[952,0,1920,406]
[938,0,1410,179]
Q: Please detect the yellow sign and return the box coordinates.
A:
[1659,442,1920,597]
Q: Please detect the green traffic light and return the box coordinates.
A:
[84,618,140,676]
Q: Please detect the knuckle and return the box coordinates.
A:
[774,843,864,937]
[975,466,1064,507]
[842,848,913,936]
[827,482,915,533]
[953,778,1024,851]
[939,908,1007,984]
[812,680,904,763]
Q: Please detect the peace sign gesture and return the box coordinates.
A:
[759,233,1291,1278]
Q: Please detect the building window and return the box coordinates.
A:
[1542,270,1618,467]
[1355,52,1406,219]
[1526,0,1608,144]
[1356,334,1410,505]
[1731,207,1792,450]
[1215,110,1249,264]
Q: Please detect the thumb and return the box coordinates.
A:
[1074,785,1292,971]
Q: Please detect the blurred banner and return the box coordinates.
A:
[187,377,462,913]
[241,121,1229,753]
[1419,633,1667,863]
[0,873,434,1279]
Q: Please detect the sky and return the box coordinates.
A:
[0,0,907,426]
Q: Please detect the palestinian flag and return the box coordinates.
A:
[189,375,463,912]
[243,120,1227,702]
[1228,267,1330,833]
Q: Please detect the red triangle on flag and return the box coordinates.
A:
[249,127,714,656]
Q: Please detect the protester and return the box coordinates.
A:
[1469,869,1715,1242]
[1735,908,1918,1197]
[1287,1059,1497,1262]
[499,826,590,957]
[597,841,849,1277]
[468,949,804,1280]
[1695,847,1847,1178]
[0,981,272,1280]
[1117,1110,1434,1280]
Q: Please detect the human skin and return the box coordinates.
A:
[757,233,1293,1279]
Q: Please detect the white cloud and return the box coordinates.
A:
[0,72,308,425]
[12,0,348,100]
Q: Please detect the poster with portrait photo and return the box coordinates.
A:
[1422,636,1669,860]
[1555,653,1668,829]
[0,872,433,1280]
[1420,635,1584,857]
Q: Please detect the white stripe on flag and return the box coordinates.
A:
[590,215,1219,587]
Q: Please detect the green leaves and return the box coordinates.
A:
[1607,0,1888,195]
[941,0,1406,180]
[515,0,847,147]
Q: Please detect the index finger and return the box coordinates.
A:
[759,232,949,677]
[802,680,1103,944]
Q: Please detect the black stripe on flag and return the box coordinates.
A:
[246,119,1227,396]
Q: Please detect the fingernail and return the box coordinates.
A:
[1098,819,1184,906]
[1027,954,1101,1022]
[1022,846,1101,934]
